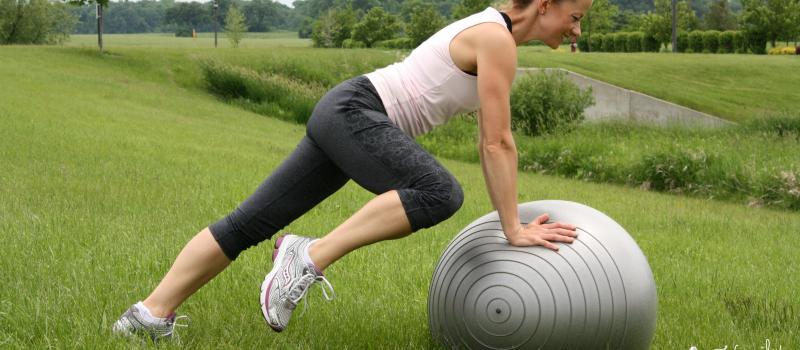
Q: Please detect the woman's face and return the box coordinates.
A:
[536,0,593,49]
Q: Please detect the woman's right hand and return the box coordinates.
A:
[505,213,578,251]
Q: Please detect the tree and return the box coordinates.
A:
[224,5,247,48]
[740,0,769,53]
[67,0,110,51]
[583,0,619,50]
[641,0,698,50]
[452,0,491,20]
[407,2,445,47]
[243,0,280,32]
[740,0,793,49]
[311,6,356,47]
[350,6,399,47]
[1,0,76,45]
[165,2,210,36]
[705,0,736,30]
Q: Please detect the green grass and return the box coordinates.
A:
[417,115,800,211]
[516,49,800,123]
[1,46,799,349]
[66,31,312,49]
[64,33,799,124]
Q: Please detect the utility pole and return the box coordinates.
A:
[213,0,218,48]
[671,0,677,52]
[96,2,104,52]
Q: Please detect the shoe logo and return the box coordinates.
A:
[281,251,296,288]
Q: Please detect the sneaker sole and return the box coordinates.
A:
[260,234,293,333]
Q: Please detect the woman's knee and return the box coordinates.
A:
[401,173,464,230]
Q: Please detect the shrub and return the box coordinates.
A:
[626,32,643,52]
[702,30,721,53]
[374,37,413,49]
[744,115,800,138]
[407,3,445,47]
[175,26,193,38]
[613,32,628,52]
[510,70,594,137]
[718,31,735,53]
[643,33,660,52]
[767,46,796,55]
[350,7,401,48]
[590,33,604,52]
[688,30,704,53]
[311,7,357,48]
[342,38,366,48]
[677,31,689,53]
[743,29,767,54]
[732,31,746,53]
[577,35,590,52]
[199,60,325,124]
[753,170,800,210]
[632,149,719,195]
[602,33,616,52]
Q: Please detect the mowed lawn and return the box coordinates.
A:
[1,46,799,349]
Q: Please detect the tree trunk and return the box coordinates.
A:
[96,3,103,52]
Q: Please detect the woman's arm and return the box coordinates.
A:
[476,25,577,249]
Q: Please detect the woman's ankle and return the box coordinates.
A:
[141,299,174,319]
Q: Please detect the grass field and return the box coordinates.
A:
[67,31,312,49]
[1,40,799,349]
[64,32,800,124]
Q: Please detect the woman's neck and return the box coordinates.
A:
[505,7,542,46]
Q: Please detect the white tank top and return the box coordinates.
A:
[365,7,510,138]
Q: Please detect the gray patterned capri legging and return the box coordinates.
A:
[209,75,464,260]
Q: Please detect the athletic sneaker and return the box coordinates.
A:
[112,302,189,343]
[260,234,335,332]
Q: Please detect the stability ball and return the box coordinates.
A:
[428,200,657,349]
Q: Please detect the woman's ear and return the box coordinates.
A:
[538,0,550,15]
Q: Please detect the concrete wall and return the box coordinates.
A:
[515,68,734,128]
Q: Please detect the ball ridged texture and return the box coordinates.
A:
[428,200,657,349]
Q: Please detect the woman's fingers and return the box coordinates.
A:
[542,233,576,243]
[532,213,549,225]
[541,222,578,231]
[536,239,560,251]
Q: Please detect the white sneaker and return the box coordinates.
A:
[112,302,188,343]
[260,234,334,332]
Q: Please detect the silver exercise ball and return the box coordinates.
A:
[428,200,657,350]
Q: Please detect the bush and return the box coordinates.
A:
[688,30,704,53]
[732,31,746,53]
[719,31,735,53]
[602,33,616,52]
[590,33,604,52]
[677,31,689,53]
[350,7,401,48]
[175,26,193,38]
[643,33,660,52]
[374,37,413,49]
[199,60,325,124]
[626,32,643,52]
[768,46,797,55]
[702,30,721,53]
[311,7,357,48]
[407,3,445,47]
[744,29,767,54]
[613,32,628,52]
[577,35,589,52]
[342,39,365,48]
[632,149,720,195]
[510,70,594,137]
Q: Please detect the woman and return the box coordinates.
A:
[113,0,591,341]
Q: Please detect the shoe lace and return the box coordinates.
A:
[288,271,336,317]
[157,315,190,340]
